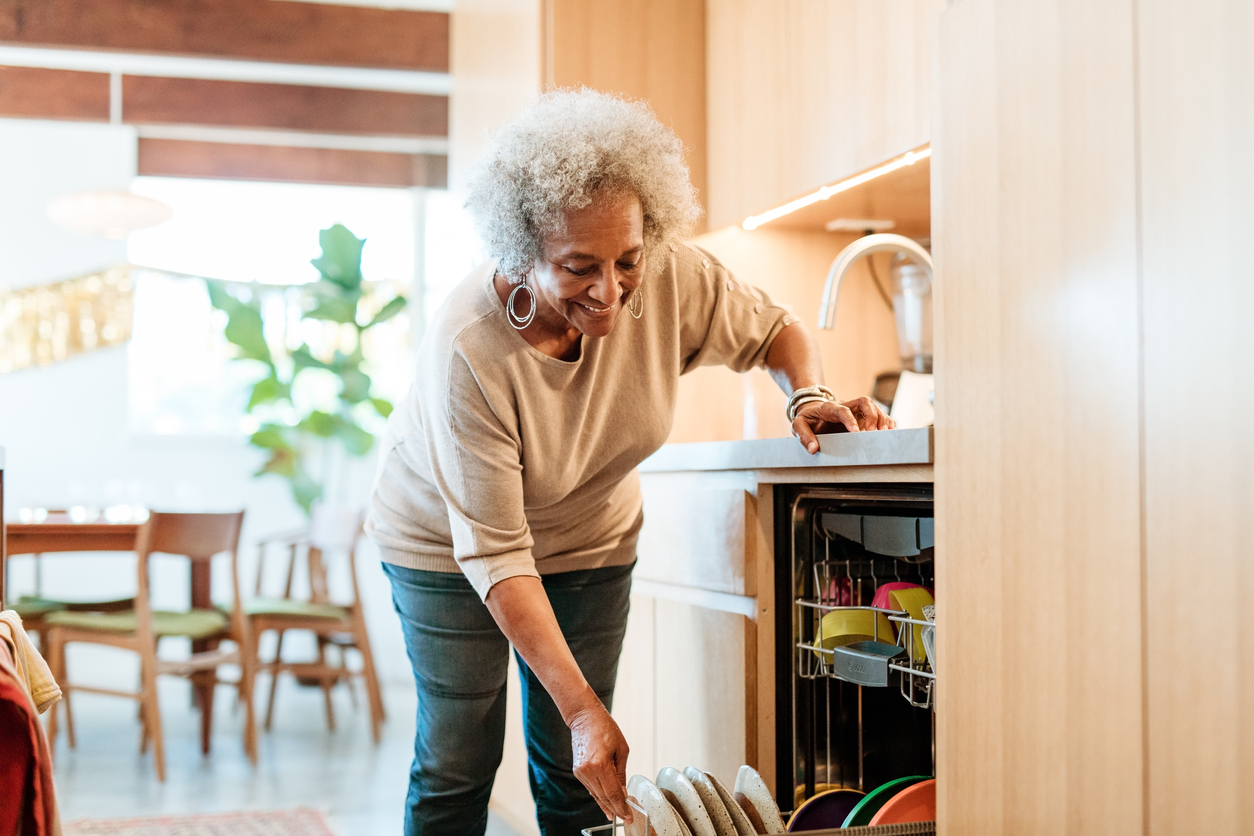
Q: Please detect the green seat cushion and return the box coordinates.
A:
[8,596,67,618]
[244,598,347,621]
[6,595,135,619]
[44,608,229,640]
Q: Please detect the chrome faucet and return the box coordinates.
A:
[817,233,933,329]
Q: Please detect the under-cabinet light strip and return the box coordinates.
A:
[742,146,931,231]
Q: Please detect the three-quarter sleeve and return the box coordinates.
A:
[415,343,540,599]
[675,245,797,374]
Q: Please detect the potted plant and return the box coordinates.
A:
[206,224,406,513]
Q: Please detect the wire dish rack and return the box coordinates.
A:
[794,533,936,710]
[887,612,935,709]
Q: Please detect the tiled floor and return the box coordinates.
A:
[49,665,521,836]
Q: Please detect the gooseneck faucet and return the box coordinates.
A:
[817,233,934,329]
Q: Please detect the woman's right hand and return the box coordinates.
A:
[569,701,633,823]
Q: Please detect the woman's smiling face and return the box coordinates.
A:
[530,191,645,340]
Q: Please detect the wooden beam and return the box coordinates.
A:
[0,0,448,72]
[123,76,447,136]
[137,138,447,188]
[0,64,109,120]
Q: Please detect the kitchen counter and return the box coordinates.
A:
[641,427,932,474]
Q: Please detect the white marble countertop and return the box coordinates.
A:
[639,427,932,473]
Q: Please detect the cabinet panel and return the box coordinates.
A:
[653,599,749,785]
[933,1,1143,834]
[613,594,658,782]
[637,475,750,593]
[1139,1,1254,832]
[448,0,542,192]
[706,0,943,230]
[545,0,707,224]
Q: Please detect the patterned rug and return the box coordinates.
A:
[63,808,337,836]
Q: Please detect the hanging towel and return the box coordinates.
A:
[0,610,62,714]
[0,627,62,836]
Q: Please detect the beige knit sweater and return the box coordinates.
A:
[366,242,796,600]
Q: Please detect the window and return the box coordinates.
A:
[126,178,479,436]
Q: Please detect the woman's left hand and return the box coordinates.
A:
[792,396,894,453]
[569,702,633,822]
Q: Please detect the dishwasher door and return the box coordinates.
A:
[772,483,936,809]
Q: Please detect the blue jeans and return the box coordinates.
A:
[383,562,633,836]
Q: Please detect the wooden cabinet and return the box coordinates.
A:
[933,0,1252,833]
[613,596,751,789]
[619,474,759,785]
[706,0,944,230]
[454,0,941,233]
[1138,2,1253,832]
[545,0,707,225]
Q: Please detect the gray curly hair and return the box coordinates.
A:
[464,88,703,280]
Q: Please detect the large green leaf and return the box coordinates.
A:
[205,279,237,313]
[370,397,394,418]
[247,375,290,411]
[366,295,407,328]
[305,295,360,325]
[298,410,339,438]
[310,224,365,290]
[338,367,372,404]
[334,417,376,456]
[290,468,323,513]
[250,423,294,452]
[255,446,297,478]
[292,345,333,372]
[223,304,272,366]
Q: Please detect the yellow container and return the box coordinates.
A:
[885,586,935,665]
[815,608,897,653]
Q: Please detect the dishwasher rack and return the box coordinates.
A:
[776,485,935,808]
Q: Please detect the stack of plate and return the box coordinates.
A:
[838,777,936,828]
[625,765,785,836]
[623,766,935,833]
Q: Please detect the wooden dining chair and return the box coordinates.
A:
[4,512,141,752]
[248,503,384,742]
[3,511,135,647]
[43,511,258,781]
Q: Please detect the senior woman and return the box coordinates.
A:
[367,89,892,836]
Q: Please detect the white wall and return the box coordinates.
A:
[0,120,413,688]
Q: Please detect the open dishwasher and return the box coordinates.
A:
[771,484,936,810]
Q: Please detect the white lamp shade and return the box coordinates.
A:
[47,190,174,239]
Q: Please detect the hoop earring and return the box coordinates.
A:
[506,273,537,330]
[627,286,645,319]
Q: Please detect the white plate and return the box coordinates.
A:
[704,772,758,836]
[658,767,718,836]
[628,774,689,836]
[733,765,786,835]
[683,767,740,836]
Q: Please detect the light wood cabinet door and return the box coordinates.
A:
[1138,1,1254,832]
[614,595,752,790]
[934,0,1253,833]
[612,594,658,782]
[706,0,944,230]
[545,0,707,222]
[933,1,1144,833]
